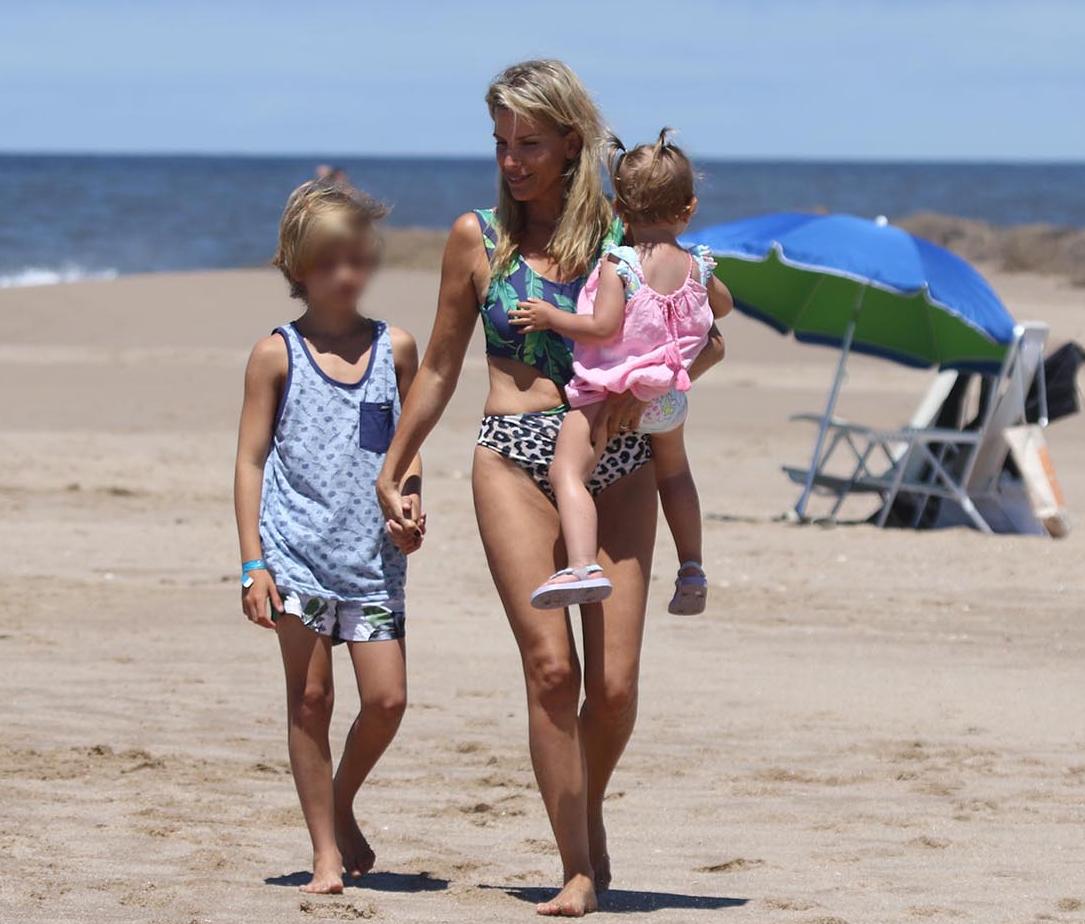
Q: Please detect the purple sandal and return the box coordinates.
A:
[668,561,708,615]
[531,564,613,610]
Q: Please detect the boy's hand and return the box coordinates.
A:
[509,299,560,333]
[242,569,282,629]
[386,493,425,554]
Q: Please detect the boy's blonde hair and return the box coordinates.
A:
[272,180,388,299]
[608,129,695,226]
[485,59,613,280]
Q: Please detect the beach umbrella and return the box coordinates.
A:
[685,212,1017,519]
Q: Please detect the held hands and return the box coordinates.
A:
[377,477,426,554]
[387,492,426,554]
[242,569,282,630]
[508,299,560,333]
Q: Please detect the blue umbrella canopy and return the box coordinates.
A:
[685,212,1019,520]
[688,212,1016,369]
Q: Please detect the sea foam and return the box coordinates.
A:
[0,266,119,289]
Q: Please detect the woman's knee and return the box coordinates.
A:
[524,652,581,712]
[585,674,638,722]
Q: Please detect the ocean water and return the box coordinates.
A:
[2,154,1083,287]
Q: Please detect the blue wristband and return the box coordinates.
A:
[241,559,267,588]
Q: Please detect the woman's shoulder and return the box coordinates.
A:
[445,210,491,259]
[451,209,489,237]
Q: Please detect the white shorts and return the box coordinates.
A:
[276,589,405,644]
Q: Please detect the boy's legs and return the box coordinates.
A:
[333,637,407,878]
[549,404,608,570]
[651,425,703,567]
[278,613,342,893]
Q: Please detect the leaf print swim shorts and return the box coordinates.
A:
[275,589,405,644]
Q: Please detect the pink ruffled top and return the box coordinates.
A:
[565,244,715,408]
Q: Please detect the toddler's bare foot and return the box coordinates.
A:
[536,873,597,917]
[335,810,376,879]
[300,850,344,894]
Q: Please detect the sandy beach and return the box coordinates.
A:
[2,263,1083,924]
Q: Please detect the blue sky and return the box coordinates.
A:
[2,0,1082,160]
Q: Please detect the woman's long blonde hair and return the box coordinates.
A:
[485,59,613,280]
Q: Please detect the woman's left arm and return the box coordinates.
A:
[689,323,725,383]
[688,277,732,382]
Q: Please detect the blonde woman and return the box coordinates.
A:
[377,60,723,917]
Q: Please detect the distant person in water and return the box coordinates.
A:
[315,164,351,187]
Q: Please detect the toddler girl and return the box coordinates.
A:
[510,130,732,612]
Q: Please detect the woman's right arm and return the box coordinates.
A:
[377,213,483,527]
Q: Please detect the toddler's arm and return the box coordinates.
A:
[233,335,288,628]
[508,259,626,344]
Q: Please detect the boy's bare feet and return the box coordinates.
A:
[335,810,376,879]
[300,850,344,894]
[535,873,597,917]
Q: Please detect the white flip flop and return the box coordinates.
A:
[531,564,613,610]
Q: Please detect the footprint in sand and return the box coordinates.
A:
[696,857,765,873]
[298,899,377,920]
[761,896,816,911]
[909,835,951,849]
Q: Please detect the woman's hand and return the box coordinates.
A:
[509,298,560,333]
[591,391,649,443]
[386,491,426,554]
[377,476,424,550]
[242,570,282,630]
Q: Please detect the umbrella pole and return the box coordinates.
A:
[795,287,865,520]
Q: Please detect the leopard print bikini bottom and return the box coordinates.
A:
[476,408,652,501]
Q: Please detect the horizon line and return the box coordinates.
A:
[1,149,1083,167]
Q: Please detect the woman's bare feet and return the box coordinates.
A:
[587,807,610,892]
[591,854,611,893]
[536,873,598,917]
[335,810,376,879]
[300,850,344,894]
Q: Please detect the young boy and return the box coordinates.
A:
[233,180,424,894]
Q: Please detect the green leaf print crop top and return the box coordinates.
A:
[474,208,624,387]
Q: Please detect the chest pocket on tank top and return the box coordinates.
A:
[358,402,394,453]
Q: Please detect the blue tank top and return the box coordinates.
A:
[259,320,406,606]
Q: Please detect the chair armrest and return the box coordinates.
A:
[866,426,983,444]
[790,412,848,424]
[789,413,878,436]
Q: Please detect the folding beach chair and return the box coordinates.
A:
[783,323,1050,533]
